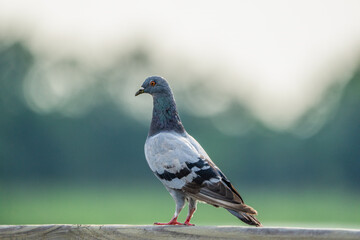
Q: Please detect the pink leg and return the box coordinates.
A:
[183,208,196,226]
[154,216,183,225]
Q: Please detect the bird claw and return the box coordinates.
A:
[154,221,183,225]
[154,217,195,226]
[154,221,195,226]
[183,222,195,226]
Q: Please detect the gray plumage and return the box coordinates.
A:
[135,76,261,226]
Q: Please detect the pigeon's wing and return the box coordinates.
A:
[145,131,207,189]
[185,134,211,160]
[145,131,257,215]
[185,133,246,204]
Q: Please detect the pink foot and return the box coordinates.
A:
[183,208,196,226]
[183,221,195,226]
[154,221,183,225]
[154,217,183,225]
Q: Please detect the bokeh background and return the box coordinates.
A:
[1,0,360,227]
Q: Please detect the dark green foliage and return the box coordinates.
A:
[0,42,359,192]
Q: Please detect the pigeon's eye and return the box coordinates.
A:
[150,81,156,86]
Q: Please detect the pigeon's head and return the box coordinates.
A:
[135,76,172,97]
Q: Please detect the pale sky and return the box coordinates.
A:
[1,0,360,132]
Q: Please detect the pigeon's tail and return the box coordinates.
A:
[226,209,262,227]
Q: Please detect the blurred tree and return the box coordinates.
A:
[0,41,359,191]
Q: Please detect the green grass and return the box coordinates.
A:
[1,184,359,228]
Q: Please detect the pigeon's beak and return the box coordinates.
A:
[135,87,145,96]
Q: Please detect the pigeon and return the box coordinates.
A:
[135,76,261,226]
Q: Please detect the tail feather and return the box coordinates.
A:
[226,209,262,227]
[189,192,258,215]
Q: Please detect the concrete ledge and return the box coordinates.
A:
[0,225,359,240]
